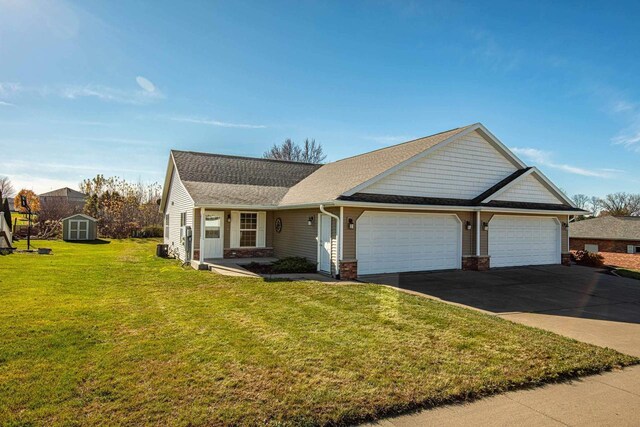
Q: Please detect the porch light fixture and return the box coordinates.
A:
[227,214,231,223]
[308,216,314,226]
[348,218,354,229]
[482,222,489,231]
[465,221,472,230]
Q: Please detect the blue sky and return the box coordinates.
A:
[1,0,639,197]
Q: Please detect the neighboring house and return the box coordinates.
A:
[39,187,88,210]
[62,214,98,241]
[570,216,640,254]
[160,123,586,279]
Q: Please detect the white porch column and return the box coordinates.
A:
[475,210,481,256]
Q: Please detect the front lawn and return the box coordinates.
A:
[0,240,636,426]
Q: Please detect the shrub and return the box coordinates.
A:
[271,257,317,274]
[572,250,605,267]
[139,226,163,238]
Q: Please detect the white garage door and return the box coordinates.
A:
[356,212,461,275]
[489,216,560,268]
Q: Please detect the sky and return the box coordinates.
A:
[1,0,639,197]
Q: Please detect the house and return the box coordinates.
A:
[62,214,98,241]
[39,187,88,210]
[160,123,586,279]
[570,216,640,254]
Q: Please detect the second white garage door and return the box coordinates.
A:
[488,216,560,268]
[356,212,461,275]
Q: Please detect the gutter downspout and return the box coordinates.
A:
[475,210,481,256]
[320,204,341,278]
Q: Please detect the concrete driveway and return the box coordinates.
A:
[362,265,640,426]
[363,264,640,357]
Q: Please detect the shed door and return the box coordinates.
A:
[356,212,461,275]
[68,220,89,240]
[488,216,560,267]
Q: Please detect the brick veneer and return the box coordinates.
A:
[570,238,640,254]
[339,260,358,280]
[561,252,571,266]
[193,249,200,261]
[223,247,274,258]
[462,256,490,271]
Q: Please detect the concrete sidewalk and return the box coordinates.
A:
[364,366,640,426]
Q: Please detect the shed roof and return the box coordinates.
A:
[62,213,97,222]
[570,216,640,241]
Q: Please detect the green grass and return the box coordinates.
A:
[0,240,637,426]
[616,268,640,281]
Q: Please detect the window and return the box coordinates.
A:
[204,214,221,239]
[636,246,640,254]
[240,212,257,247]
[179,212,187,241]
[164,214,170,238]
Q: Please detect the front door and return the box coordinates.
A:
[318,214,332,273]
[202,211,224,259]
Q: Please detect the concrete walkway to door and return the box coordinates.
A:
[362,265,640,426]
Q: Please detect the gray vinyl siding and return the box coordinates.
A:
[164,168,195,261]
[272,208,319,263]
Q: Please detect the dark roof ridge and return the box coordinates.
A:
[170,149,321,166]
[471,167,532,204]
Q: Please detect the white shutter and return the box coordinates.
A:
[628,245,635,254]
[257,212,266,247]
[230,211,240,248]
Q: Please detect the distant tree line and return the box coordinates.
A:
[80,175,163,238]
[571,192,640,218]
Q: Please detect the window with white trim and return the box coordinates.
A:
[165,214,170,238]
[239,212,258,247]
[179,212,187,241]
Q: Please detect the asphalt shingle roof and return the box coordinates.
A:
[171,151,321,206]
[39,187,87,198]
[570,216,640,240]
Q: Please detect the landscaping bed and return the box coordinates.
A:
[615,268,640,281]
[243,256,316,274]
[1,239,637,426]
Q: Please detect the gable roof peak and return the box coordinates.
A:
[170,149,320,166]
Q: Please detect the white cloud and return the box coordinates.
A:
[170,116,266,129]
[136,76,157,93]
[0,100,14,107]
[511,147,615,178]
[0,79,164,105]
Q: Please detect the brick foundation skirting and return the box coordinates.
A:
[570,238,640,254]
[462,256,490,271]
[561,252,571,266]
[223,247,274,258]
[339,260,358,280]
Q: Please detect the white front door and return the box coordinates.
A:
[318,214,332,273]
[356,212,462,275]
[202,211,224,259]
[488,216,560,267]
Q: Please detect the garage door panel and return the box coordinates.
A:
[357,212,461,275]
[489,216,560,268]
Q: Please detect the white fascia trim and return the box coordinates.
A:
[341,124,481,197]
[333,200,588,215]
[61,213,96,222]
[481,168,535,203]
[474,124,527,169]
[160,152,195,213]
[195,202,337,211]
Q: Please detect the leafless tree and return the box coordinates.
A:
[263,138,326,163]
[571,194,590,211]
[0,176,15,199]
[597,193,640,216]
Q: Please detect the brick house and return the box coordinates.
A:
[570,216,640,254]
